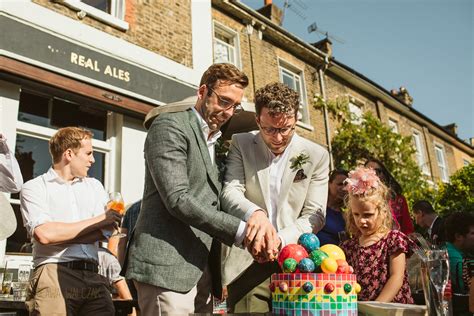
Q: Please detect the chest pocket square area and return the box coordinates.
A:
[293,169,307,182]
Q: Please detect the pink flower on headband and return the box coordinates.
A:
[345,167,380,195]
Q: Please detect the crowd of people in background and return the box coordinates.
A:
[0,63,472,316]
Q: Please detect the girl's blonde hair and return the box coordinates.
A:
[344,167,393,237]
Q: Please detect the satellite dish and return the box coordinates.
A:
[307,22,345,44]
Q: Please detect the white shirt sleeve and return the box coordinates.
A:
[0,134,23,193]
[20,179,51,237]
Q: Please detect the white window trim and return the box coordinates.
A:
[388,118,399,133]
[348,102,363,125]
[212,21,242,69]
[278,59,311,128]
[412,129,430,175]
[434,143,449,183]
[61,0,129,31]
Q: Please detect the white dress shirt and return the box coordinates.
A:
[191,108,246,246]
[243,137,294,246]
[0,134,23,193]
[20,168,108,267]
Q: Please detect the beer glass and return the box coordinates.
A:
[107,192,126,238]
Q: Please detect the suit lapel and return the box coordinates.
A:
[188,110,220,190]
[277,136,301,207]
[254,133,271,211]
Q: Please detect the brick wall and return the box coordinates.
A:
[33,0,193,67]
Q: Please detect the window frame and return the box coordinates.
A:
[212,21,241,68]
[388,118,399,133]
[434,143,449,183]
[278,60,311,128]
[13,91,121,201]
[61,0,129,31]
[412,129,430,175]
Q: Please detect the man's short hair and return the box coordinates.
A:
[412,200,435,214]
[199,63,248,91]
[254,82,300,117]
[444,211,474,243]
[49,127,93,164]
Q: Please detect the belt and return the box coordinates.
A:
[57,260,99,273]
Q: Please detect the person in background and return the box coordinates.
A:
[444,211,474,294]
[341,167,414,303]
[317,169,348,245]
[0,133,23,193]
[20,127,122,315]
[412,200,445,245]
[0,133,23,249]
[365,158,414,235]
[98,243,136,316]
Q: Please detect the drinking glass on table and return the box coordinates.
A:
[426,249,450,316]
[107,192,126,238]
[1,272,12,295]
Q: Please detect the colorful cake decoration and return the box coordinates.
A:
[272,233,361,316]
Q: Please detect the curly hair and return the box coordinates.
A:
[254,82,300,117]
[199,63,248,91]
[344,178,393,238]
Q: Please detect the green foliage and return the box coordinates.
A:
[435,163,474,215]
[313,96,431,207]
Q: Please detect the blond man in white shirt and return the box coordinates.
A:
[20,127,122,315]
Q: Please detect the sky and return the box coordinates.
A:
[241,0,473,142]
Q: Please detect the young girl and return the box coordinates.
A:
[341,167,414,303]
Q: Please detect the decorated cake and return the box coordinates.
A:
[271,233,360,316]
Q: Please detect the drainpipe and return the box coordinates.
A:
[318,56,334,170]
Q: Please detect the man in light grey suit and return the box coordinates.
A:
[126,63,277,315]
[221,82,330,312]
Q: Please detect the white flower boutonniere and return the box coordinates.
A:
[290,152,309,182]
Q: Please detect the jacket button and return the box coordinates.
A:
[212,201,217,206]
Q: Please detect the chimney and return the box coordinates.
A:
[443,123,458,136]
[312,38,333,58]
[257,1,283,26]
[390,86,413,107]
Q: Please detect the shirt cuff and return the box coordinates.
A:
[234,220,247,247]
[101,228,113,240]
[244,206,262,221]
[278,233,286,249]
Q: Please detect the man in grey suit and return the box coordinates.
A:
[221,82,330,312]
[126,63,278,315]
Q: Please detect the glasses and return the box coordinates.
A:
[208,88,243,114]
[258,124,295,136]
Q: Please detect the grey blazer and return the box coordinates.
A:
[126,109,241,293]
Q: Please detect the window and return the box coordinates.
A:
[61,0,128,30]
[348,102,362,125]
[278,63,309,124]
[81,0,125,18]
[434,145,449,182]
[13,90,113,191]
[388,118,399,133]
[412,130,430,175]
[213,23,240,67]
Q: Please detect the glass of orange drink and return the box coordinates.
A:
[107,192,126,238]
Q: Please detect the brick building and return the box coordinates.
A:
[211,0,473,182]
[0,0,471,255]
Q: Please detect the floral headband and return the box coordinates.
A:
[345,166,381,195]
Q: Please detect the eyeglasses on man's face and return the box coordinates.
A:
[208,87,243,114]
[258,124,296,136]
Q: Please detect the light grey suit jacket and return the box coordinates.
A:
[220,131,329,285]
[126,109,242,294]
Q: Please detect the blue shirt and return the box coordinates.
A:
[317,207,346,245]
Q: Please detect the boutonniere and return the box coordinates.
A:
[290,152,309,182]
